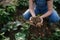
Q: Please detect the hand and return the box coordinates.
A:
[39,16,43,24]
[29,16,36,21]
[29,16,36,26]
[29,17,32,21]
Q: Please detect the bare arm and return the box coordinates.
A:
[29,0,36,17]
[40,0,53,18]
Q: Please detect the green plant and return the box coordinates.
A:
[18,0,29,9]
[0,4,16,40]
[5,5,16,14]
[0,9,10,24]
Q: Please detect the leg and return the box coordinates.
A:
[23,8,40,20]
[49,9,60,23]
[23,9,31,20]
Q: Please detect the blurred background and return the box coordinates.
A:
[0,0,60,40]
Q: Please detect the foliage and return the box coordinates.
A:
[0,0,60,40]
[0,9,9,24]
[15,23,30,40]
[1,21,22,32]
[15,32,26,40]
[0,5,16,25]
[18,0,29,9]
[5,5,16,14]
[0,2,16,40]
[54,0,60,3]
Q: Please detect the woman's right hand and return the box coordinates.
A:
[29,17,32,21]
[29,15,36,21]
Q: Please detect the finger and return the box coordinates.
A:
[29,17,32,21]
[41,18,43,24]
[40,17,43,24]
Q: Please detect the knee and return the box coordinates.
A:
[49,16,60,23]
[49,9,60,23]
[53,18,60,23]
[52,10,60,23]
[23,9,31,20]
[23,14,29,20]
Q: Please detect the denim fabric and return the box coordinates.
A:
[23,0,60,23]
[35,0,48,11]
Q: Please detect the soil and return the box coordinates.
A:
[29,16,42,27]
[28,16,56,40]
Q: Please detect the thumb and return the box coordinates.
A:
[40,17,43,24]
[29,17,32,21]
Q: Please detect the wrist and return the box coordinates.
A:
[32,15,36,17]
[40,16,44,18]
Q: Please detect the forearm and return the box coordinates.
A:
[29,0,36,17]
[40,10,52,18]
[41,0,53,18]
[29,9,36,17]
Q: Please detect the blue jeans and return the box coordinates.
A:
[23,8,60,23]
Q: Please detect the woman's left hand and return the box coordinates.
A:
[39,16,43,24]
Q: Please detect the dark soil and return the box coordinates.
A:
[29,16,42,27]
[28,17,56,40]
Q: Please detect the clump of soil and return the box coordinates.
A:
[29,16,43,27]
[28,16,55,40]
